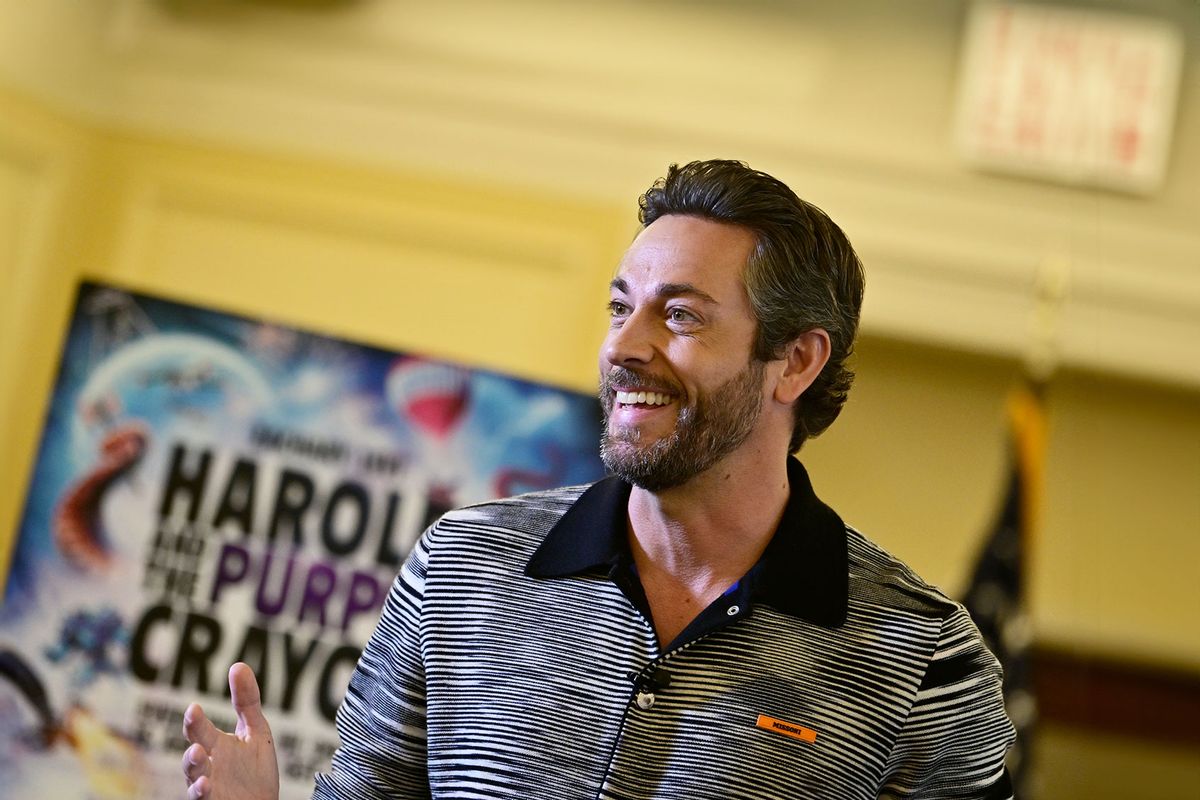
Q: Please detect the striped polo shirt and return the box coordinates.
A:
[313,458,1015,799]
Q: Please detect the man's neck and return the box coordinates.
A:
[624,442,792,645]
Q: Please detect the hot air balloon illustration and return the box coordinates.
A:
[384,357,473,509]
[385,357,472,441]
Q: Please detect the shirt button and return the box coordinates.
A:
[727,605,740,616]
[635,691,656,709]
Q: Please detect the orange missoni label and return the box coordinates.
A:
[755,714,818,743]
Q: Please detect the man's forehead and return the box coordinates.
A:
[612,216,756,302]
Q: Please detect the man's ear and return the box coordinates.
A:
[773,329,831,405]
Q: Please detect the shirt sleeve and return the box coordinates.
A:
[876,604,1017,800]
[311,528,435,799]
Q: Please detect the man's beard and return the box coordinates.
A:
[599,359,766,492]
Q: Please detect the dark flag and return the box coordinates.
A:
[963,384,1046,798]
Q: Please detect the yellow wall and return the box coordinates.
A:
[4,83,1200,666]
[2,86,1199,795]
[1,89,98,565]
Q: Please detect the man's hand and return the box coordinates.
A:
[182,663,281,800]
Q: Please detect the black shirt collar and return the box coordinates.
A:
[524,457,848,629]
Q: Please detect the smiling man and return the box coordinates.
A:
[182,161,1015,800]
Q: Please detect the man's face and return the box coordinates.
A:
[598,215,767,491]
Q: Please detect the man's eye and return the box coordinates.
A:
[607,301,630,318]
[668,308,696,324]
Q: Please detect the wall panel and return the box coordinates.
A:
[95,138,628,391]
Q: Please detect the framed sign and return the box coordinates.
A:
[956,1,1184,193]
[0,281,606,798]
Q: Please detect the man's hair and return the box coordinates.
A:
[638,160,865,451]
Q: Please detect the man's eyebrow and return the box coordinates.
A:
[656,283,718,304]
[609,278,719,305]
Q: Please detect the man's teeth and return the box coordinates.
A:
[616,390,672,406]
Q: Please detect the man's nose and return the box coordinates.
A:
[603,312,655,367]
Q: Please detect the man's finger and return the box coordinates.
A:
[228,662,271,736]
[183,703,220,750]
[182,742,211,784]
[187,774,211,800]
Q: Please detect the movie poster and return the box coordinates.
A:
[0,281,606,798]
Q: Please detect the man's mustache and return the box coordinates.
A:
[599,368,682,397]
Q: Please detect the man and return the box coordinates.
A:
[182,160,1015,799]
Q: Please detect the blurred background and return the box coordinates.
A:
[0,0,1197,797]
